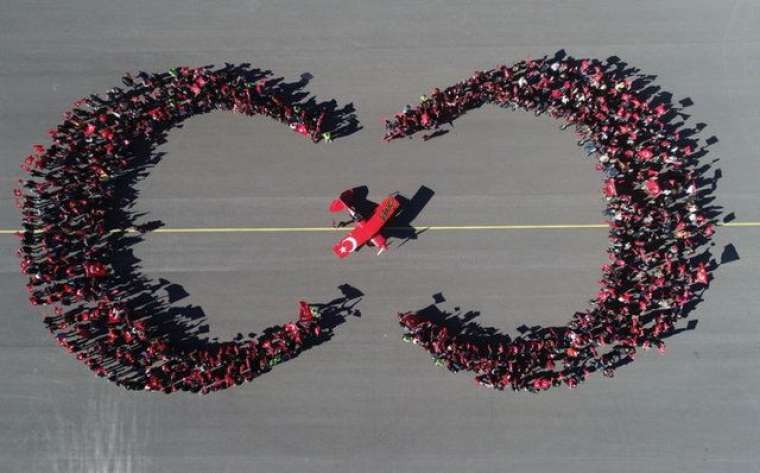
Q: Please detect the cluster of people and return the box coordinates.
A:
[15,65,339,393]
[388,54,716,392]
[13,56,717,394]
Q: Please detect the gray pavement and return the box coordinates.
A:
[1,1,759,472]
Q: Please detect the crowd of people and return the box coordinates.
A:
[14,56,717,395]
[388,54,716,392]
[15,65,344,393]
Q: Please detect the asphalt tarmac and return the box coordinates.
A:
[1,1,759,472]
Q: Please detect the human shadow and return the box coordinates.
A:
[265,71,362,140]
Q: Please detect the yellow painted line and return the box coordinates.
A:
[144,224,610,233]
[148,227,344,233]
[719,222,760,227]
[424,224,608,230]
[0,221,758,234]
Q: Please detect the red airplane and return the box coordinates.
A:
[329,188,401,259]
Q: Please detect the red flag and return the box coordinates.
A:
[645,178,661,197]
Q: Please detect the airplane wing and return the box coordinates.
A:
[328,197,347,213]
[332,228,368,259]
[363,195,400,233]
[329,189,358,219]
